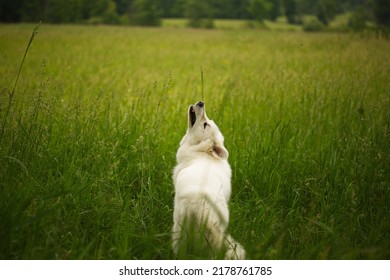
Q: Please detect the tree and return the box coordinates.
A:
[283,0,298,24]
[45,0,82,23]
[161,0,176,17]
[171,0,186,18]
[185,0,214,28]
[21,0,46,22]
[232,0,251,19]
[270,0,281,21]
[0,0,24,22]
[103,0,120,24]
[115,0,131,15]
[82,0,111,21]
[129,0,161,26]
[212,0,234,19]
[348,5,367,31]
[374,0,390,27]
[248,0,273,23]
[316,0,339,26]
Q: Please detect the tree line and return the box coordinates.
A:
[0,0,389,29]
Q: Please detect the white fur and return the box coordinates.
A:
[172,102,245,260]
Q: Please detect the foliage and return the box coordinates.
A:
[185,0,214,28]
[374,0,390,27]
[269,0,281,21]
[129,0,161,26]
[103,0,121,25]
[348,6,367,32]
[303,17,324,31]
[316,0,339,26]
[44,0,82,23]
[0,0,379,30]
[283,0,299,24]
[248,0,273,23]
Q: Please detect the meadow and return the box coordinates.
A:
[0,23,389,259]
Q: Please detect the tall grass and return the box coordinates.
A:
[0,24,389,259]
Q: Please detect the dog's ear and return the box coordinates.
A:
[210,143,229,159]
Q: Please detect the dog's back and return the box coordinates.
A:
[172,152,231,256]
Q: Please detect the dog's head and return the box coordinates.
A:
[180,101,228,160]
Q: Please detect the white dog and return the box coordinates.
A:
[172,101,245,259]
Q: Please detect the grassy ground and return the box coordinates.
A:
[0,23,389,259]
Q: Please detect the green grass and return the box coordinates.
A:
[0,23,389,260]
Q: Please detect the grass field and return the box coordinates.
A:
[0,23,389,260]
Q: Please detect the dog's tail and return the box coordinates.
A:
[224,234,246,260]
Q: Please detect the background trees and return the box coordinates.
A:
[248,0,273,24]
[185,0,214,28]
[129,0,161,26]
[374,0,390,27]
[0,0,388,29]
[316,0,339,26]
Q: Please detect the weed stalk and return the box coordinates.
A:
[0,22,40,144]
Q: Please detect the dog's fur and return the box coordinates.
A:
[172,101,245,259]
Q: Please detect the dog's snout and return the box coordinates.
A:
[196,101,204,108]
